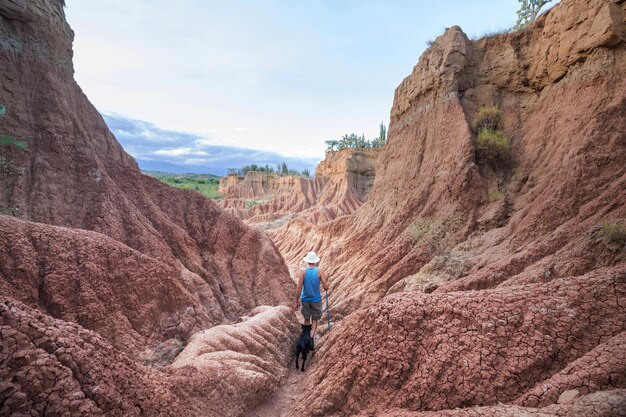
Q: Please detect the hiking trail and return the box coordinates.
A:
[244,358,310,417]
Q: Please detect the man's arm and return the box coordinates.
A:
[319,268,330,294]
[295,269,304,310]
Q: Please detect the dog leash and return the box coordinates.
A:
[325,290,331,332]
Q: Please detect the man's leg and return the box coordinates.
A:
[301,302,310,324]
[312,319,318,336]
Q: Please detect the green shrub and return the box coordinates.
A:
[599,221,626,245]
[472,106,504,132]
[0,135,27,149]
[246,199,258,209]
[487,189,502,202]
[515,0,553,30]
[325,122,387,152]
[475,129,510,166]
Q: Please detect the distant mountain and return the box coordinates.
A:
[142,170,220,180]
[136,159,220,176]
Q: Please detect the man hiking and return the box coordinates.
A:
[295,251,330,347]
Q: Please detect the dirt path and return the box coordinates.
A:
[244,357,312,417]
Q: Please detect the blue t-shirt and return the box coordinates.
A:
[301,266,322,303]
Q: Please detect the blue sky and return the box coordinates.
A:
[65,0,525,175]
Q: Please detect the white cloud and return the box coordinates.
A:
[154,147,194,157]
[103,113,319,175]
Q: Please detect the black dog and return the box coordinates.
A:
[295,324,314,372]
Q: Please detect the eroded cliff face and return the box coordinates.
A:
[288,0,626,415]
[0,1,297,415]
[218,148,380,228]
[0,0,294,332]
[273,0,626,316]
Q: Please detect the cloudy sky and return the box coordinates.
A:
[65,0,524,175]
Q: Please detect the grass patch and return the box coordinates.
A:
[487,189,503,202]
[599,221,626,246]
[470,27,512,41]
[472,106,504,132]
[245,199,258,209]
[410,216,461,254]
[475,129,510,166]
[144,171,221,199]
[411,218,446,243]
[472,106,511,168]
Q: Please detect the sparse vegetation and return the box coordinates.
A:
[0,155,24,178]
[487,189,503,202]
[599,221,626,246]
[228,164,275,176]
[227,162,311,178]
[410,216,461,254]
[0,136,28,149]
[325,122,387,152]
[0,106,25,218]
[472,106,504,132]
[426,39,438,47]
[144,171,221,199]
[515,0,553,30]
[246,199,258,209]
[411,218,447,243]
[475,129,511,166]
[472,106,511,168]
[470,27,513,41]
[0,105,28,149]
[0,205,22,216]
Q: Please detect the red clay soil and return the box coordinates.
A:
[0,297,184,417]
[1,297,298,416]
[290,268,626,417]
[366,389,626,417]
[0,215,216,354]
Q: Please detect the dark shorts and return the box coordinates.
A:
[300,300,323,321]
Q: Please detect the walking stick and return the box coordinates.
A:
[325,290,331,332]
